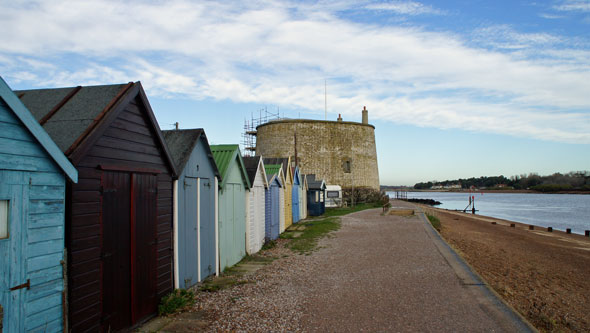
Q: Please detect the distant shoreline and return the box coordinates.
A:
[381,188,590,195]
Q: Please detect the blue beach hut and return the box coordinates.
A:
[0,77,77,332]
[162,128,220,288]
[210,145,251,271]
[264,164,283,241]
[291,166,302,223]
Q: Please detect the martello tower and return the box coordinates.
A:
[255,107,379,190]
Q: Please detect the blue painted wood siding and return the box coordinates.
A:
[0,99,66,332]
[176,137,217,287]
[264,180,280,241]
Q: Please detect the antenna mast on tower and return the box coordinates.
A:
[324,79,327,120]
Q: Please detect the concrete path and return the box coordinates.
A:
[298,202,535,332]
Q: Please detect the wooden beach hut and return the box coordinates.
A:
[17,82,177,332]
[300,174,308,220]
[307,174,326,216]
[210,145,250,270]
[263,157,292,231]
[291,166,302,223]
[263,164,283,241]
[0,77,77,332]
[162,129,220,288]
[243,156,268,255]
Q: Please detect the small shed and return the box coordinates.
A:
[263,157,292,231]
[17,82,177,332]
[300,174,308,220]
[263,164,283,241]
[0,77,77,332]
[210,145,251,271]
[307,174,326,216]
[162,129,220,289]
[243,156,268,255]
[291,166,302,223]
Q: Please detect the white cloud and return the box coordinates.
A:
[365,1,444,15]
[554,0,590,12]
[0,0,589,144]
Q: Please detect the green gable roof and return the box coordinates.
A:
[265,164,282,176]
[210,144,251,189]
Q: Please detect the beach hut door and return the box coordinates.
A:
[0,184,25,332]
[101,171,158,330]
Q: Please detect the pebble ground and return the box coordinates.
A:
[170,202,532,332]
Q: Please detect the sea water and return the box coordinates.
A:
[387,191,590,235]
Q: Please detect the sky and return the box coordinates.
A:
[1,0,589,186]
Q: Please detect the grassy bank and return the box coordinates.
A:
[281,217,340,254]
[426,213,441,231]
[323,202,383,218]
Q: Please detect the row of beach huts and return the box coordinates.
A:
[0,78,329,332]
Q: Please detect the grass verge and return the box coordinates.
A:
[282,217,341,255]
[426,213,441,231]
[323,202,383,218]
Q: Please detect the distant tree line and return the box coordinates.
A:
[414,171,590,192]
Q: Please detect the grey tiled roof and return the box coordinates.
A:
[16,84,130,153]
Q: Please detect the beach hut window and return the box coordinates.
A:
[315,192,319,202]
[320,192,324,202]
[0,200,8,239]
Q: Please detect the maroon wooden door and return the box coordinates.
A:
[101,171,158,331]
[101,171,132,331]
[131,173,158,322]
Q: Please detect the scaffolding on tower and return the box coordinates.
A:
[242,107,281,157]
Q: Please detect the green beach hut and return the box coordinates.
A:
[211,145,251,271]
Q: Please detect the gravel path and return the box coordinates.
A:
[180,202,533,332]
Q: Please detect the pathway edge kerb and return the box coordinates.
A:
[414,206,538,333]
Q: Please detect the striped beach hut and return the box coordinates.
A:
[211,145,251,271]
[162,129,220,288]
[17,82,177,331]
[243,156,267,255]
[264,164,283,241]
[0,77,77,332]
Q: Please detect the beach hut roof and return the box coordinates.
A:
[307,174,326,190]
[162,128,220,180]
[1,77,77,182]
[210,144,251,189]
[262,157,292,180]
[15,82,177,175]
[264,164,283,186]
[243,156,268,188]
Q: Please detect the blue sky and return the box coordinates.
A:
[1,0,589,186]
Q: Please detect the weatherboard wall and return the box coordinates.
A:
[264,175,282,241]
[173,136,217,287]
[245,163,266,255]
[67,97,173,332]
[217,159,247,270]
[0,94,71,332]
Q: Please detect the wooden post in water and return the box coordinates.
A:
[548,227,553,232]
[586,230,589,237]
[566,228,572,234]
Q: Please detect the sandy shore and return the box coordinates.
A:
[417,204,590,332]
